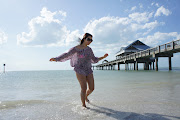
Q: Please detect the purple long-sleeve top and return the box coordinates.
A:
[55,46,99,69]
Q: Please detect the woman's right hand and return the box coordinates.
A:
[49,58,56,62]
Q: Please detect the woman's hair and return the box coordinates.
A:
[80,33,93,45]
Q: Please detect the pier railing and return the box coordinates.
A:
[96,39,180,66]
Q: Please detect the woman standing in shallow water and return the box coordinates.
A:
[50,33,108,108]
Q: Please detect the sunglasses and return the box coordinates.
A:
[86,38,93,42]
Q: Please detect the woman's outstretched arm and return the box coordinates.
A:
[98,53,108,61]
[90,48,108,63]
[49,47,76,62]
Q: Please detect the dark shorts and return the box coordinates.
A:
[74,67,93,76]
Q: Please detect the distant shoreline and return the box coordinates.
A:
[1,67,180,72]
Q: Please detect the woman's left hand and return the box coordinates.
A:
[104,53,108,58]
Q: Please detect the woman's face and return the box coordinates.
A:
[85,36,93,45]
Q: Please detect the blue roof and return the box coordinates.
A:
[116,40,150,54]
[123,40,150,50]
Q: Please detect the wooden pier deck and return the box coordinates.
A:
[94,39,180,71]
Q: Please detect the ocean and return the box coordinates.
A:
[0,69,180,120]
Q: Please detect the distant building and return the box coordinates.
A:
[115,40,150,59]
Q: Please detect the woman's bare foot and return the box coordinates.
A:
[82,104,86,108]
[82,105,90,109]
[85,97,90,103]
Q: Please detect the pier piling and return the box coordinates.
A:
[169,57,172,70]
[155,58,158,71]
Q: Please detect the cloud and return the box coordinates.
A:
[17,7,79,47]
[82,10,176,60]
[151,2,160,7]
[65,30,81,46]
[129,12,153,23]
[83,12,165,58]
[138,32,180,47]
[131,20,159,32]
[142,20,162,35]
[155,6,171,17]
[125,5,141,13]
[0,30,8,45]
[131,6,137,11]
[143,20,159,30]
[83,16,135,56]
[151,2,155,6]
[139,3,143,8]
[16,6,176,61]
[84,17,133,43]
[155,3,160,7]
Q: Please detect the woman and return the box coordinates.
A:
[49,33,108,108]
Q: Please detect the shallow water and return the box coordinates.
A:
[0,70,180,120]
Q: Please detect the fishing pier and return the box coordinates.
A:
[93,39,180,71]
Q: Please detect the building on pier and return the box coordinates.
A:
[115,40,150,59]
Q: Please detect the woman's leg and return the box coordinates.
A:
[76,72,87,107]
[86,73,94,102]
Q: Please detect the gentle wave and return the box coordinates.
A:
[0,100,46,110]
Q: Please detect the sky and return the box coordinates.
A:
[0,0,180,71]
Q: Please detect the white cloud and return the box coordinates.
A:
[83,16,140,59]
[155,3,159,7]
[84,16,133,44]
[58,11,67,17]
[16,6,176,62]
[139,3,143,8]
[131,6,137,11]
[155,6,171,17]
[0,30,8,45]
[17,7,79,47]
[131,20,161,37]
[139,32,180,47]
[143,20,159,30]
[130,20,159,32]
[65,30,81,46]
[151,2,160,7]
[82,11,168,59]
[151,2,155,6]
[129,12,153,23]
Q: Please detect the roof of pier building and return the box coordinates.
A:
[116,40,150,56]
